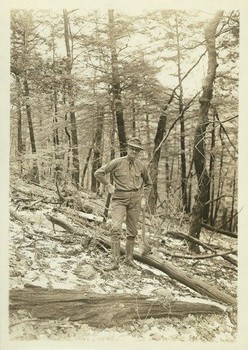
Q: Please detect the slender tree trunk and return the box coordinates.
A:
[70,105,80,186]
[189,11,223,250]
[229,169,236,231]
[108,9,127,156]
[23,77,39,184]
[81,147,93,188]
[15,75,25,175]
[132,98,136,136]
[148,85,177,213]
[103,107,116,221]
[165,160,171,196]
[91,106,104,193]
[52,87,63,183]
[145,105,151,159]
[53,89,59,147]
[148,110,168,213]
[209,110,216,225]
[175,14,188,213]
[63,9,80,187]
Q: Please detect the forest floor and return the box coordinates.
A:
[8,178,238,342]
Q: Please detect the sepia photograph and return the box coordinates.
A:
[1,0,247,348]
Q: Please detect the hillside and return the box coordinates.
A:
[8,178,237,342]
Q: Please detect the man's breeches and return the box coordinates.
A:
[110,191,141,239]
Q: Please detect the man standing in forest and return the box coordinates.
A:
[94,137,152,270]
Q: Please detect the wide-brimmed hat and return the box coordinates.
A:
[126,137,144,150]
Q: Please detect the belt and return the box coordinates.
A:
[115,188,140,192]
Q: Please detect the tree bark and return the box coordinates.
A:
[175,14,189,213]
[15,75,24,157]
[209,109,216,225]
[81,147,93,188]
[103,107,116,221]
[108,9,127,156]
[189,11,223,250]
[63,9,80,187]
[91,106,104,192]
[9,287,224,328]
[23,77,39,184]
[148,107,169,214]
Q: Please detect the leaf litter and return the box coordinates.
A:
[8,181,237,342]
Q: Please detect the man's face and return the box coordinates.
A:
[127,146,142,160]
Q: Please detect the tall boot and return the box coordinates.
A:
[125,237,138,268]
[104,237,120,271]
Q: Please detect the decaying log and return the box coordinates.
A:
[9,287,224,328]
[165,230,237,267]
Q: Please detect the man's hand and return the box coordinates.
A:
[141,197,146,210]
[106,183,115,195]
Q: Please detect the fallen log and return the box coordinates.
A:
[164,230,237,267]
[202,223,237,238]
[97,235,236,307]
[159,248,237,260]
[44,213,237,306]
[44,213,85,236]
[9,287,224,328]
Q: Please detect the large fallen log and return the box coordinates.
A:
[97,235,236,307]
[9,287,224,328]
[44,213,236,307]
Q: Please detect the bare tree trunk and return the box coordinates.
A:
[16,76,24,157]
[145,104,151,159]
[23,77,39,184]
[63,9,80,187]
[229,169,236,231]
[103,108,116,221]
[213,138,225,224]
[175,14,189,213]
[81,147,93,188]
[91,106,104,193]
[108,9,127,156]
[52,86,63,184]
[148,109,168,213]
[15,75,25,176]
[209,109,216,225]
[189,11,223,251]
[132,97,136,136]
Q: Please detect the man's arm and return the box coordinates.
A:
[94,159,118,186]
